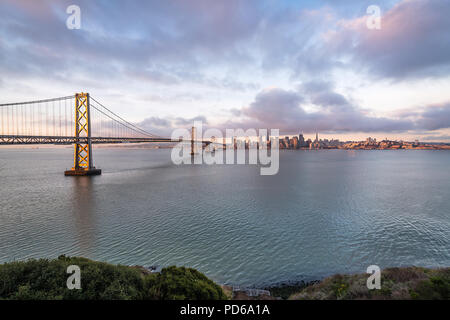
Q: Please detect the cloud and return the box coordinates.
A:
[328,0,450,79]
[420,134,450,141]
[174,116,208,126]
[301,80,334,94]
[139,116,171,128]
[0,0,263,90]
[241,88,305,129]
[138,115,209,136]
[134,84,450,138]
[2,0,450,140]
[2,0,449,88]
[219,86,413,133]
[414,103,450,131]
[218,83,450,134]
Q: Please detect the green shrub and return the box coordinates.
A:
[413,275,450,300]
[0,256,225,300]
[145,266,227,300]
[290,267,449,300]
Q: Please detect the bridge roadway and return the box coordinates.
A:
[0,135,179,145]
[0,135,219,146]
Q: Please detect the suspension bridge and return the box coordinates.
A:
[0,93,212,176]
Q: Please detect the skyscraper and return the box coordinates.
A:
[311,132,321,149]
[299,133,305,147]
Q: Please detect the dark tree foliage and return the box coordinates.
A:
[0,256,226,300]
[145,266,227,300]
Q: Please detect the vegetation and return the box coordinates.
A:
[0,256,226,300]
[144,266,226,300]
[289,266,450,300]
[264,281,319,300]
[1,257,447,300]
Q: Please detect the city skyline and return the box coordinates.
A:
[228,131,449,150]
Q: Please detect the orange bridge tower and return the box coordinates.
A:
[64,93,101,176]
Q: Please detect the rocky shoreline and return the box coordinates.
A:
[224,266,449,300]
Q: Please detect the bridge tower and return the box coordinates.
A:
[64,93,101,176]
[190,126,197,155]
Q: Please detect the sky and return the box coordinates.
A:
[1,0,450,141]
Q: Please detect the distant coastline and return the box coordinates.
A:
[1,139,450,150]
[276,135,450,151]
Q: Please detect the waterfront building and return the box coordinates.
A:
[306,139,312,148]
[311,132,321,149]
[284,136,290,149]
[299,134,305,147]
[291,136,299,149]
[366,137,377,145]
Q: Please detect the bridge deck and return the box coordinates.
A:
[0,135,221,146]
[0,135,177,145]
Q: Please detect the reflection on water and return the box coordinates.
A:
[70,177,97,256]
[0,148,449,286]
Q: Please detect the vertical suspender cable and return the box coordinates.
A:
[47,101,49,136]
[1,106,3,135]
[22,104,24,135]
[65,99,67,136]
[14,105,16,135]
[39,102,41,136]
[53,100,55,136]
[30,103,32,136]
[59,100,61,136]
